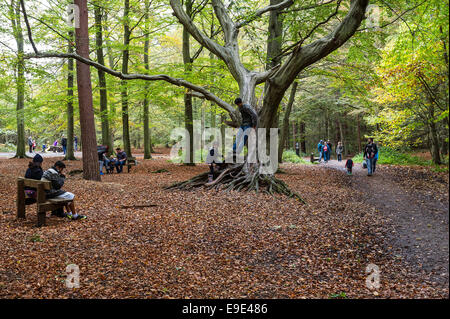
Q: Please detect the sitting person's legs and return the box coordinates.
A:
[54,192,86,220]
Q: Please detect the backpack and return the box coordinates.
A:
[366,144,376,158]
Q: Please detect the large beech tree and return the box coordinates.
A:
[22,0,369,188]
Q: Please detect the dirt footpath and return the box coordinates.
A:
[322,159,449,290]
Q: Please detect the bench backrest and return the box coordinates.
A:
[19,177,51,190]
[17,177,51,204]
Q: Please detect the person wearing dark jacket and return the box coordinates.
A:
[232,97,258,155]
[97,145,109,175]
[363,138,378,176]
[61,136,67,155]
[25,154,44,181]
[41,161,86,220]
[115,147,127,173]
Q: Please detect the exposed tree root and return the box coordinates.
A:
[166,163,306,203]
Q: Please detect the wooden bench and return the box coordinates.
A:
[49,145,63,152]
[126,157,137,173]
[310,153,320,163]
[17,177,72,227]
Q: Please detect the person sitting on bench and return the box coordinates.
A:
[24,154,44,200]
[106,155,116,174]
[115,147,127,173]
[41,161,86,220]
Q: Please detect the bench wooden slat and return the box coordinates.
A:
[18,177,51,190]
[47,198,72,203]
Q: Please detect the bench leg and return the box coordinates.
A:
[17,179,26,219]
[37,209,46,227]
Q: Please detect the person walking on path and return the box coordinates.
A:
[74,135,78,151]
[373,147,379,173]
[231,97,258,156]
[336,142,344,162]
[323,142,329,163]
[326,140,332,161]
[363,138,378,176]
[345,155,354,175]
[317,140,324,162]
[295,142,300,156]
[28,136,33,153]
[61,136,67,155]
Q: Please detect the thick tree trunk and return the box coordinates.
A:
[143,0,152,159]
[94,3,111,153]
[11,0,26,158]
[74,0,100,181]
[121,0,132,157]
[183,0,194,165]
[278,81,298,162]
[65,31,76,160]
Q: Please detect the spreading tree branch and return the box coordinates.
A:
[236,0,294,29]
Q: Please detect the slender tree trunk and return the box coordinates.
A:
[338,116,344,152]
[11,0,26,158]
[357,114,362,153]
[428,106,441,164]
[94,3,111,153]
[278,81,298,162]
[183,0,194,165]
[143,0,152,159]
[74,0,100,181]
[103,11,115,150]
[121,0,132,157]
[65,31,76,160]
[299,120,306,153]
[220,113,226,156]
[292,121,296,149]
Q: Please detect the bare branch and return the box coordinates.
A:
[24,51,240,125]
[211,0,236,44]
[170,0,229,61]
[275,0,342,60]
[19,0,38,54]
[273,0,369,89]
[236,0,294,29]
[280,0,336,14]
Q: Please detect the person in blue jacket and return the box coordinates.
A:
[373,146,379,173]
[317,140,324,162]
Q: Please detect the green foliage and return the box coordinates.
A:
[0,143,15,152]
[352,146,429,166]
[282,150,309,164]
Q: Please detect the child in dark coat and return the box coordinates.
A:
[345,156,354,175]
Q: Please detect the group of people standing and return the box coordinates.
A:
[316,138,378,176]
[317,140,336,163]
[28,135,78,155]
